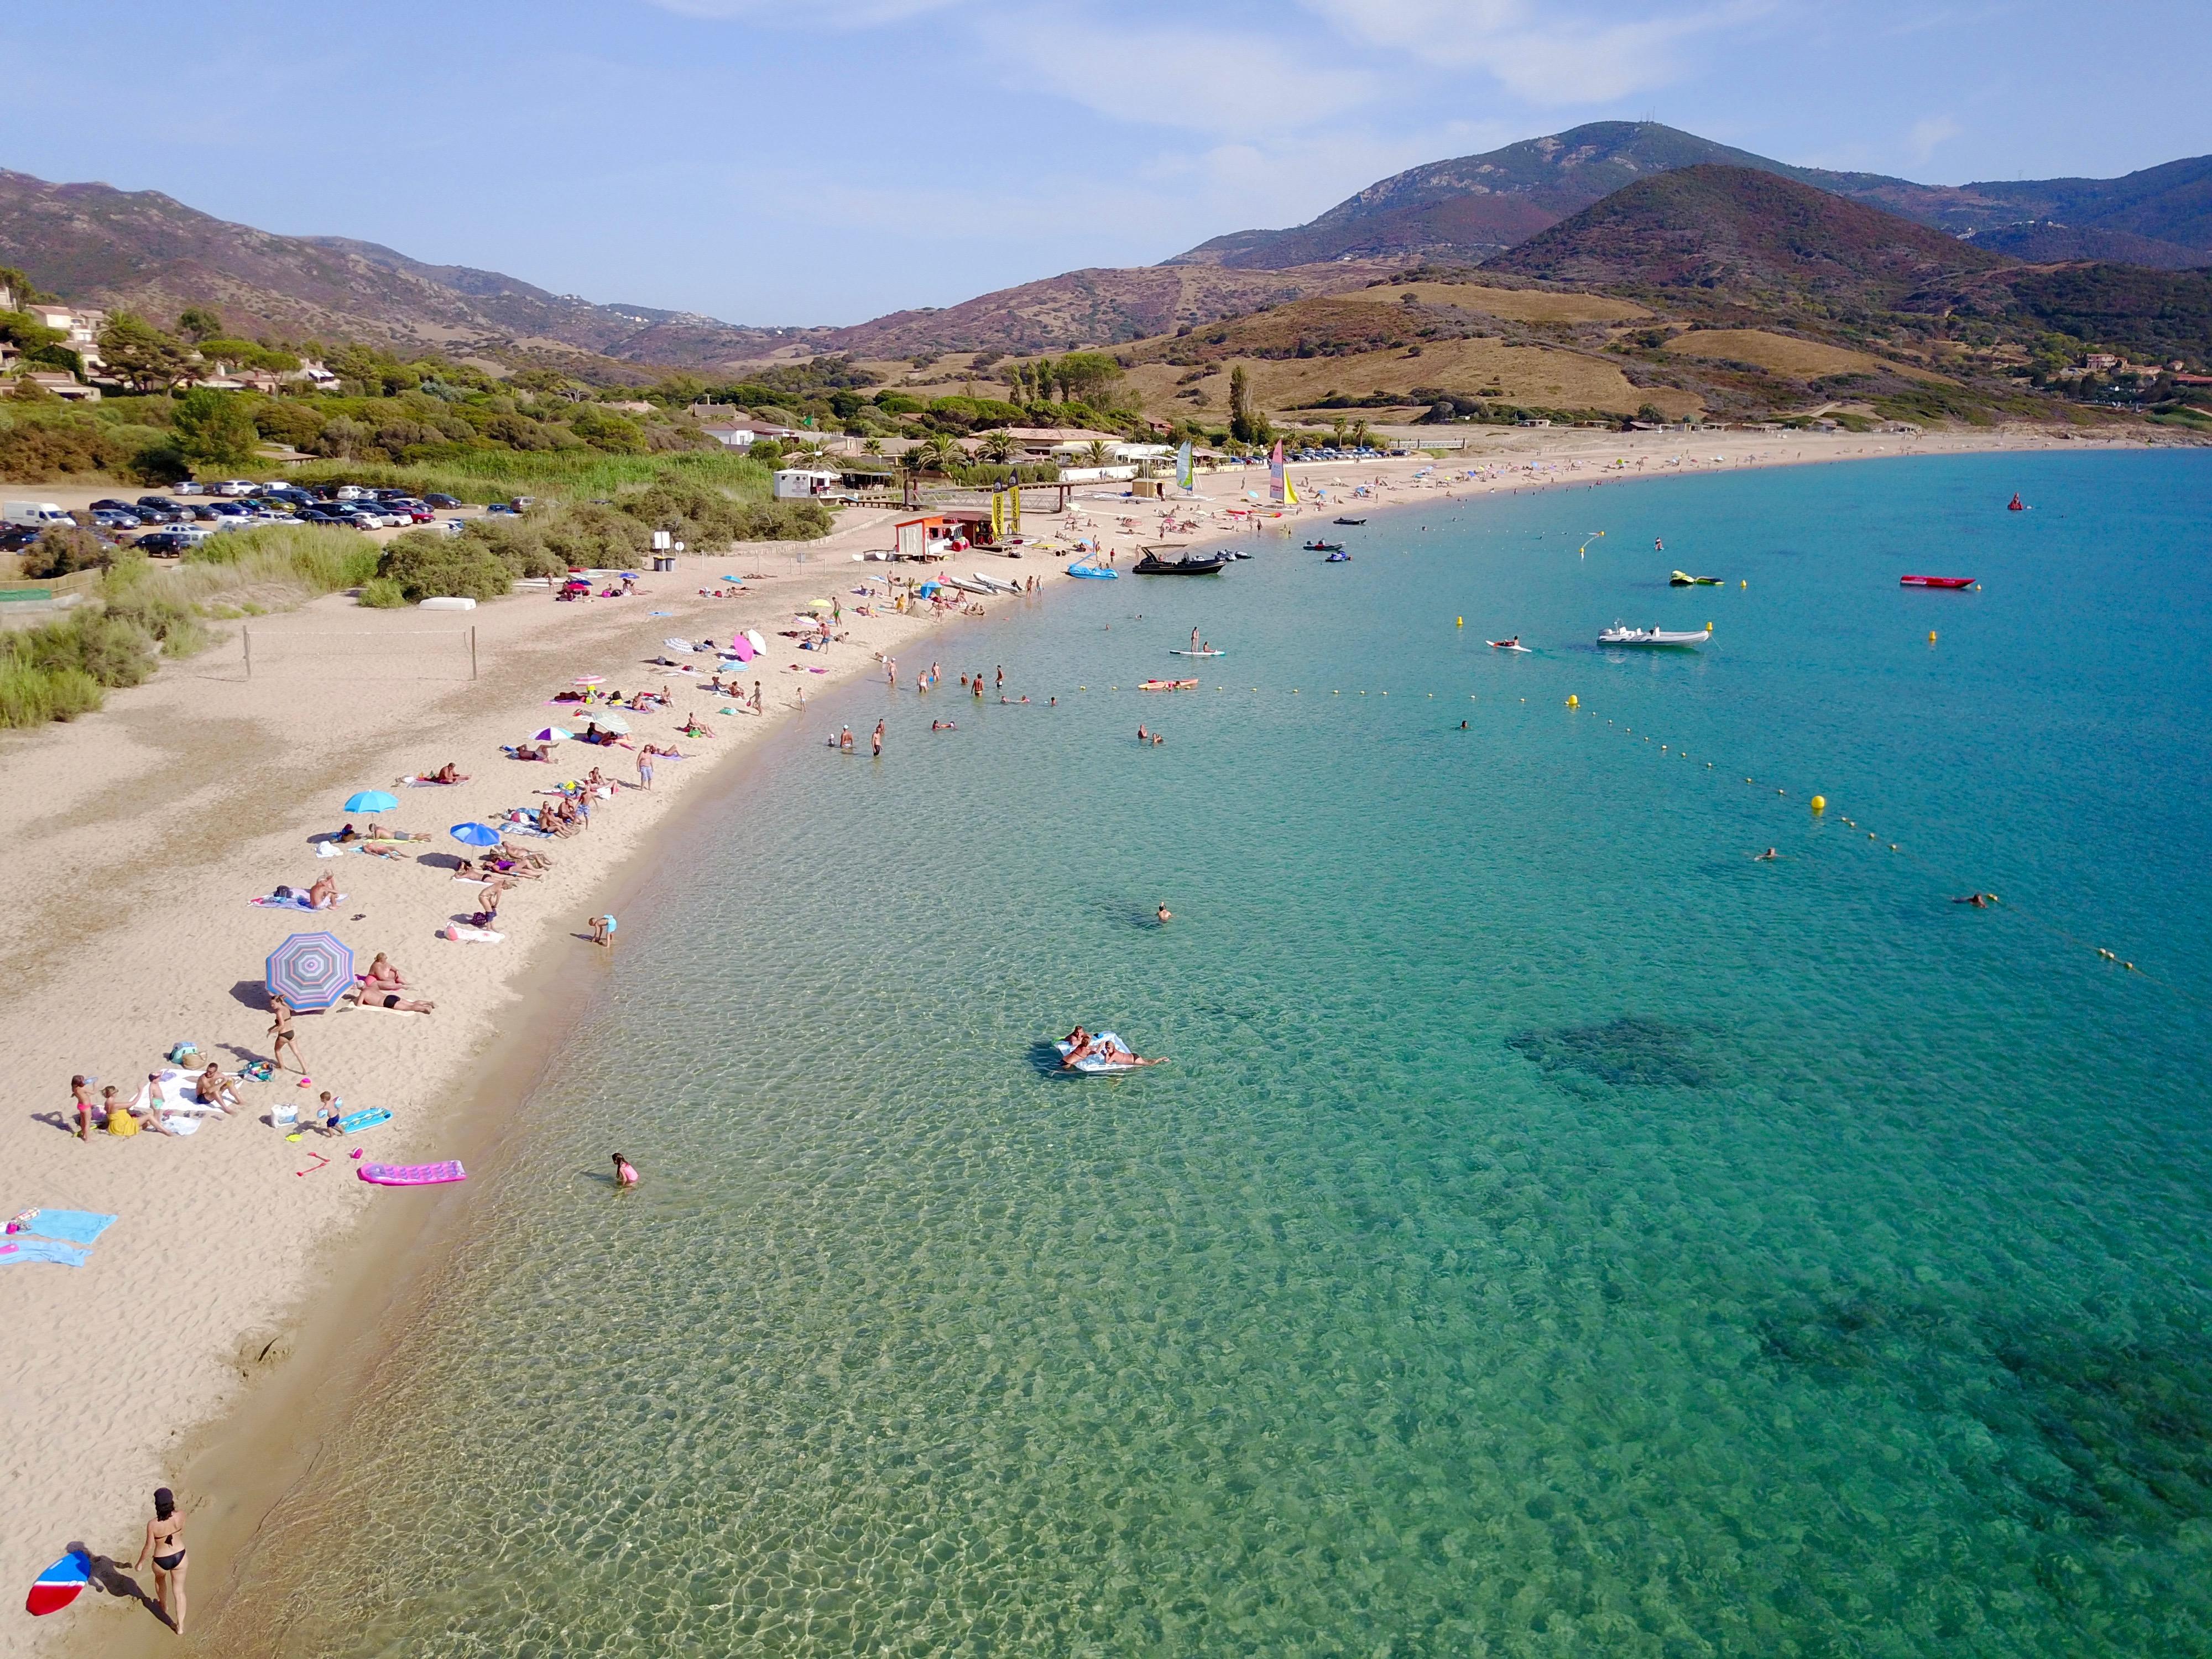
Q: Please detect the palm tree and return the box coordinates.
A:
[1083,439,1110,466]
[979,428,1021,465]
[1329,416,1349,449]
[863,437,883,456]
[919,432,963,473]
[1349,418,1371,450]
[896,446,932,508]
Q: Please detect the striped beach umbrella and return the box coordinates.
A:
[265,932,354,1011]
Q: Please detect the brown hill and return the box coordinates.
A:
[811,262,1399,358]
[0,169,817,369]
[1483,165,2010,309]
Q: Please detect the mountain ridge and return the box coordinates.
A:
[1171,122,2212,273]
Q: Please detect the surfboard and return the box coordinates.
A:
[358,1161,466,1187]
[27,1550,88,1616]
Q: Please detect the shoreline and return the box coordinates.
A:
[3,423,2163,1656]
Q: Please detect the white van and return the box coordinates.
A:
[3,501,73,527]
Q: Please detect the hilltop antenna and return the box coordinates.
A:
[1640,109,1657,126]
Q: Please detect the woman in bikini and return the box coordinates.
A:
[267,996,306,1074]
[135,1486,187,1634]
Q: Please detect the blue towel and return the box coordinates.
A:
[17,1209,116,1245]
[0,1239,91,1267]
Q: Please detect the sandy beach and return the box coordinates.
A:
[0,420,2172,1655]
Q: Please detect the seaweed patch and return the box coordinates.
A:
[1505,1016,1714,1089]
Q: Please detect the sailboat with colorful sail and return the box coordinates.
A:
[1175,440,1194,491]
[1269,440,1298,506]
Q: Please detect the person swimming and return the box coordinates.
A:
[1754,848,1779,860]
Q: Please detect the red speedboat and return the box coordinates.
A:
[1901,575,1975,589]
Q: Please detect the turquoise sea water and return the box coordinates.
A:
[223,453,2211,1657]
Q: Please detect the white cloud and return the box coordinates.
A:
[1300,0,1764,106]
[1907,114,1961,165]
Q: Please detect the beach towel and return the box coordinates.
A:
[6,1209,116,1245]
[442,923,505,943]
[252,892,343,911]
[0,1239,91,1267]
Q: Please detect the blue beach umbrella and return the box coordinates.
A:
[450,822,501,848]
[265,932,354,1011]
[343,790,399,813]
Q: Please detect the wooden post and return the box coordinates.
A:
[469,625,478,681]
[242,627,251,680]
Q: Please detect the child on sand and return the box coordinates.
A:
[589,914,617,948]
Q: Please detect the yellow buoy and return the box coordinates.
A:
[1457,617,1463,627]
[1740,580,1746,588]
[1566,694,1579,707]
[1811,795,1826,813]
[1929,630,1938,643]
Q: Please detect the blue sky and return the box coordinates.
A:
[5,0,2206,326]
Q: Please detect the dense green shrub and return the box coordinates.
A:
[535,502,651,570]
[377,530,516,602]
[102,591,209,656]
[0,416,124,480]
[356,576,406,608]
[19,525,111,578]
[0,659,102,726]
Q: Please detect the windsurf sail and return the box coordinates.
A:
[1175,440,1194,491]
[1269,440,1297,505]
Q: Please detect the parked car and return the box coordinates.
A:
[385,500,433,522]
[333,484,373,501]
[485,502,521,517]
[90,509,143,529]
[185,503,225,521]
[205,502,253,518]
[0,525,44,552]
[211,479,258,497]
[422,493,462,509]
[90,498,140,515]
[173,480,205,494]
[136,530,207,556]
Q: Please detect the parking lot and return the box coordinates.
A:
[2,479,504,558]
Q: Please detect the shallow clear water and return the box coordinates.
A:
[228,453,2212,1657]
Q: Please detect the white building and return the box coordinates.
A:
[773,468,843,500]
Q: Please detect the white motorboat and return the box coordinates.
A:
[1598,624,1710,647]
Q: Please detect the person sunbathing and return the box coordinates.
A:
[360,986,436,1014]
[307,874,338,910]
[680,715,714,738]
[359,953,408,997]
[193,1064,241,1113]
[429,762,468,784]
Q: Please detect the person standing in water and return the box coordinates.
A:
[613,1152,639,1187]
[872,721,884,758]
[136,1486,187,1634]
[1156,903,1172,924]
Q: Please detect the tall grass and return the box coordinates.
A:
[281,447,778,504]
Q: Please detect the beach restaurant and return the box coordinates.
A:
[891,509,997,558]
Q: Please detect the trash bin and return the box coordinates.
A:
[653,555,676,572]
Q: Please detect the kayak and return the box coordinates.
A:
[1487,639,1531,652]
[1598,624,1710,646]
[1324,551,1352,562]
[1900,575,1975,588]
[1670,570,1723,586]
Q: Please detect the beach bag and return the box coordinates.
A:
[241,1059,274,1083]
[272,884,296,900]
[166,1042,199,1065]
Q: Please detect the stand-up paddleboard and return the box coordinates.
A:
[1168,649,1225,657]
[27,1550,88,1616]
[358,1161,466,1187]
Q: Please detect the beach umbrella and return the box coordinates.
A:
[265,932,354,1011]
[591,712,632,734]
[450,822,501,847]
[530,727,573,743]
[343,790,398,813]
[727,637,755,662]
[572,676,603,686]
[807,598,833,611]
[743,629,766,655]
